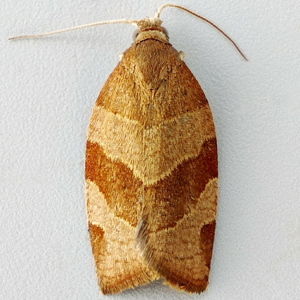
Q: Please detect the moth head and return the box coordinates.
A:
[134,17,169,43]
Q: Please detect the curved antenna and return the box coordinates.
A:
[9,19,138,40]
[155,4,247,61]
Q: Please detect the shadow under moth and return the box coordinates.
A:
[10,3,246,295]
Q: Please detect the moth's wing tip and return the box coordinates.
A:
[162,274,209,294]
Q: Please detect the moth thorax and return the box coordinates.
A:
[134,17,169,43]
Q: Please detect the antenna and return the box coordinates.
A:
[155,4,247,60]
[9,3,247,60]
[9,19,138,40]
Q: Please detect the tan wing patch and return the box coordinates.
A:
[88,105,215,185]
[87,180,158,294]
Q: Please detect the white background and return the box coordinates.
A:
[2,0,300,299]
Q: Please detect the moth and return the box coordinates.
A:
[85,6,220,295]
[10,4,246,295]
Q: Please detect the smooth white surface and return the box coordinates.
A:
[2,0,300,299]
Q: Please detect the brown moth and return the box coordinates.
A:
[8,4,246,295]
[85,15,218,294]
